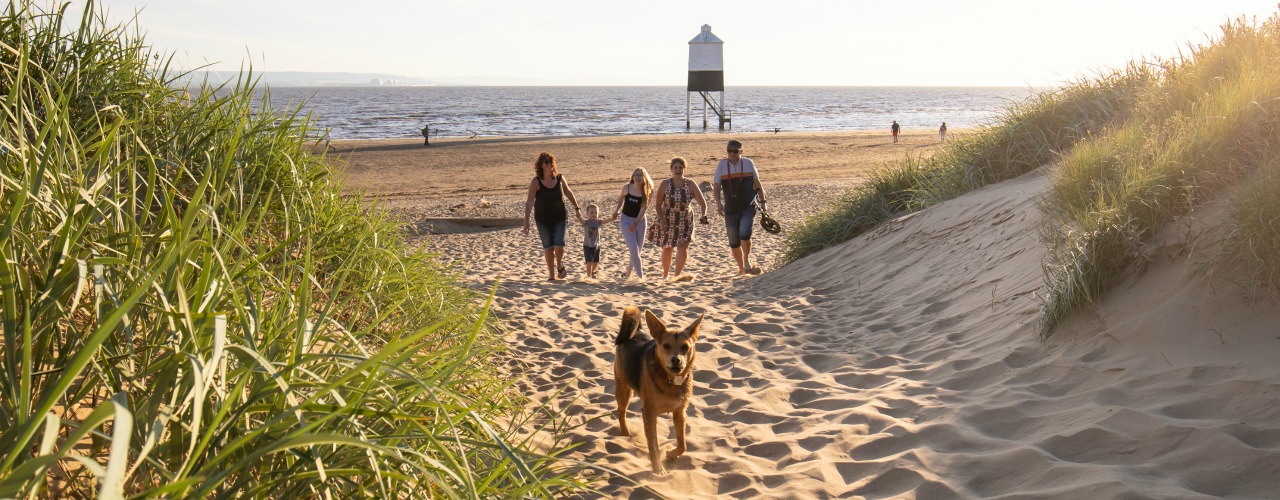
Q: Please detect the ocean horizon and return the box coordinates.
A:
[251,86,1043,141]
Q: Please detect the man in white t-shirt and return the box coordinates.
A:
[712,140,769,276]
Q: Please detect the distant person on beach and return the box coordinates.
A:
[712,140,769,276]
[523,152,581,281]
[610,167,654,280]
[939,122,948,142]
[421,124,430,146]
[891,121,901,143]
[575,203,615,279]
[649,157,709,280]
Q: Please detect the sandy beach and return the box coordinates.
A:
[333,130,1280,498]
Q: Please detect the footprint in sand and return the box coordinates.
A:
[770,418,808,434]
[787,388,827,406]
[744,441,792,461]
[717,474,755,495]
[1000,346,1037,368]
[574,377,599,391]
[860,355,901,369]
[701,391,732,408]
[564,351,594,369]
[549,365,575,378]
[833,372,894,390]
[738,322,786,334]
[722,341,755,356]
[801,353,845,372]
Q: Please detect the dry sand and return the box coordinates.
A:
[333,130,1280,498]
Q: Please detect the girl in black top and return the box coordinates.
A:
[524,152,580,281]
[610,167,653,279]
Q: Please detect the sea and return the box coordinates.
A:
[251,86,1044,141]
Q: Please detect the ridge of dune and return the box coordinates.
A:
[749,166,1280,498]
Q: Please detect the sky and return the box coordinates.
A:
[78,0,1280,87]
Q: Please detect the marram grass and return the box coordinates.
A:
[1212,157,1280,295]
[782,62,1151,265]
[0,1,586,497]
[1038,13,1280,336]
[785,11,1280,339]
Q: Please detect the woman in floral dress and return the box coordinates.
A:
[649,157,708,279]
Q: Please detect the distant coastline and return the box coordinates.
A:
[173,70,434,87]
[173,70,583,87]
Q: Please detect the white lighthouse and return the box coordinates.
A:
[687,25,729,130]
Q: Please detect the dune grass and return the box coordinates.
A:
[1214,156,1280,295]
[782,65,1151,264]
[1037,14,1280,336]
[784,11,1280,339]
[0,1,585,497]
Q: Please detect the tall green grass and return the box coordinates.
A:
[1038,14,1280,336]
[0,1,583,497]
[1211,156,1280,295]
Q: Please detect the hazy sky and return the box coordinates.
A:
[83,0,1280,86]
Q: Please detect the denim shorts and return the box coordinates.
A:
[535,219,567,249]
[583,245,600,263]
[724,204,756,249]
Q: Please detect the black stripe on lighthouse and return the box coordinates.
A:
[687,71,724,92]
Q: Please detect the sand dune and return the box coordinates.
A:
[338,132,1280,498]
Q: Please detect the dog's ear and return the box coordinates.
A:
[685,314,704,341]
[644,309,666,341]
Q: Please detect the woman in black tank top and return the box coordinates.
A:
[610,167,653,279]
[524,152,580,280]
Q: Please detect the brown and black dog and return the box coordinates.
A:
[613,306,704,474]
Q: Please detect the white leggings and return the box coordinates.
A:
[619,214,646,277]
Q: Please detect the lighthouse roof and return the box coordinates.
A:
[689,24,723,44]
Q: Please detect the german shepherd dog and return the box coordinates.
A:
[614,306,704,474]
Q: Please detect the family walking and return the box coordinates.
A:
[651,157,709,280]
[522,152,581,281]
[522,140,769,281]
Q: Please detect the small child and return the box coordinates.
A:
[576,203,615,279]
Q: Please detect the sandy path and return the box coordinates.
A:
[335,132,1280,498]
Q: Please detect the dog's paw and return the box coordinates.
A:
[651,464,668,475]
[665,448,684,461]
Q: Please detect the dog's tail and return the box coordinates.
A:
[616,306,642,346]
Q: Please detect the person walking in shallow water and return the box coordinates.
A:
[891,120,901,143]
[523,152,581,281]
